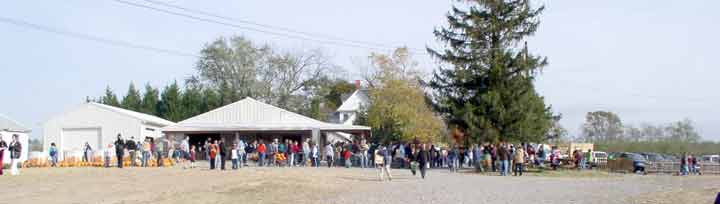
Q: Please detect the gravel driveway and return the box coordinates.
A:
[2,166,717,204]
[332,168,720,204]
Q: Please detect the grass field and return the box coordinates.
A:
[1,164,718,204]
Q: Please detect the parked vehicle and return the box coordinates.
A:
[701,155,719,164]
[591,151,608,166]
[609,152,648,174]
[661,154,678,162]
[640,152,666,162]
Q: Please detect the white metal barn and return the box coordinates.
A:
[0,114,30,164]
[163,97,370,148]
[43,102,175,159]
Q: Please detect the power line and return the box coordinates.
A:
[0,16,198,58]
[141,0,424,53]
[113,0,426,55]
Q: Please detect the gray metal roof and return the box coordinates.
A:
[0,114,30,132]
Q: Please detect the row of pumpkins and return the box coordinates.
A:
[23,156,175,168]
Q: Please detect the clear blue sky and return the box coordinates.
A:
[1,0,718,140]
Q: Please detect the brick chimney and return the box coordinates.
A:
[355,80,361,90]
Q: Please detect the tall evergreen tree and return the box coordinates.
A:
[201,88,221,113]
[101,86,120,107]
[427,0,553,143]
[159,81,184,122]
[181,86,203,120]
[121,82,142,111]
[140,83,160,115]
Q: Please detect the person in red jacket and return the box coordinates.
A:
[257,140,267,167]
[209,141,218,170]
[344,148,352,168]
[290,141,300,167]
[0,134,7,175]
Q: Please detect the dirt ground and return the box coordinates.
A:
[1,165,718,204]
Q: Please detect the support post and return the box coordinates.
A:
[311,128,321,147]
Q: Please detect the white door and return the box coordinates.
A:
[61,128,101,153]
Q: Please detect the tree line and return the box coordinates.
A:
[93,38,445,144]
[91,0,562,145]
[94,37,357,123]
[580,111,717,154]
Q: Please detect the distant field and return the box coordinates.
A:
[1,164,718,204]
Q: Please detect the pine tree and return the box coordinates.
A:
[201,88,221,113]
[121,82,142,111]
[159,81,184,122]
[141,83,160,115]
[181,86,203,120]
[428,0,554,143]
[101,86,120,107]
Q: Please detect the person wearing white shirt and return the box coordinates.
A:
[311,144,319,167]
[181,136,190,169]
[231,144,239,170]
[104,144,114,168]
[325,143,334,168]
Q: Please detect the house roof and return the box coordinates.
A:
[88,102,176,127]
[163,97,370,132]
[336,89,370,112]
[0,114,30,132]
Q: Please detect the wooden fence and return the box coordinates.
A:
[602,160,720,175]
[645,162,720,175]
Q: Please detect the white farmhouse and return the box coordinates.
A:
[335,89,370,125]
[43,102,175,159]
[325,81,371,142]
[0,114,30,164]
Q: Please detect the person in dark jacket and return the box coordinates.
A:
[409,145,418,176]
[82,142,93,163]
[417,143,430,179]
[114,134,125,168]
[9,134,22,175]
[126,137,137,167]
[498,143,510,176]
[219,140,227,170]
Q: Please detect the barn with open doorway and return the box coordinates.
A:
[162,97,370,157]
[43,102,176,160]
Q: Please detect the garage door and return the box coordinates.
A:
[62,128,101,152]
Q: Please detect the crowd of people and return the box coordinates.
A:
[41,134,574,180]
[45,134,176,169]
[680,153,700,176]
[11,133,712,180]
[184,137,576,180]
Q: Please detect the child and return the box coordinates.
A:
[231,144,239,170]
[344,148,352,168]
[189,145,196,169]
[104,143,113,168]
[49,143,59,167]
